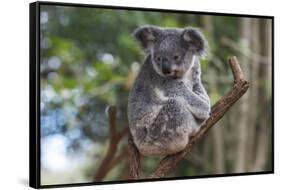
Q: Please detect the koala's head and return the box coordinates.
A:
[133,25,208,79]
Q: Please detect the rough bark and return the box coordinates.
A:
[128,133,141,179]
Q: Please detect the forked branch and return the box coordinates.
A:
[128,56,250,179]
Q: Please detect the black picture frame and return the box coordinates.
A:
[29,1,274,189]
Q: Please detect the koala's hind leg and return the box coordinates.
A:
[139,99,198,156]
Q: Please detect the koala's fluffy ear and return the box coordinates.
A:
[133,26,162,52]
[182,28,208,57]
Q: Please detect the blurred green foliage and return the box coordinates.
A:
[40,5,272,185]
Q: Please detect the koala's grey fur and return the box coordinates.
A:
[128,25,211,156]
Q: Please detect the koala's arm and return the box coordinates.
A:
[193,78,210,105]
[187,60,211,120]
[164,79,210,121]
[184,83,210,121]
[191,61,209,100]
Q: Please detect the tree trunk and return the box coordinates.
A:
[246,18,260,170]
[253,19,272,171]
[234,18,251,173]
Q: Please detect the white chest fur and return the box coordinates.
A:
[154,87,169,101]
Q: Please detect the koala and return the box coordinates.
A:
[127,25,211,156]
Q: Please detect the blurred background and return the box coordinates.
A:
[39,4,272,185]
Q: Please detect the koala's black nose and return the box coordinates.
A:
[162,64,172,75]
[162,67,172,75]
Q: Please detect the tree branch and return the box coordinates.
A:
[128,132,141,179]
[107,148,128,173]
[94,106,128,181]
[148,56,250,178]
[97,56,249,181]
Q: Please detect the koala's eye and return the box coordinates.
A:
[173,54,180,61]
[155,56,161,62]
